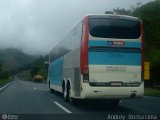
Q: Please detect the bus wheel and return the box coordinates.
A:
[63,82,68,102]
[50,88,54,93]
[49,81,54,93]
[68,83,75,104]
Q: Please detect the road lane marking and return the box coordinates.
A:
[144,96,160,100]
[0,82,11,91]
[53,101,72,114]
[33,87,37,90]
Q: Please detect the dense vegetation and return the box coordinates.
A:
[0,64,9,79]
[0,48,43,80]
[132,0,160,87]
[0,48,35,81]
[0,47,48,82]
[105,0,160,87]
[0,48,35,74]
[18,55,48,80]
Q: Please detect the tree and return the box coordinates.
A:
[30,55,45,77]
[113,7,131,15]
[130,2,142,12]
[0,64,9,79]
[2,71,9,79]
[132,0,160,87]
[0,64,1,73]
[105,11,114,14]
[0,64,2,79]
[105,2,143,15]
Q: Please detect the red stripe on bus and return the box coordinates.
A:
[141,21,145,72]
[80,16,89,74]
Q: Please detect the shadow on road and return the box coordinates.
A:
[73,100,136,113]
[50,91,137,113]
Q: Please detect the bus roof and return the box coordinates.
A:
[86,14,141,21]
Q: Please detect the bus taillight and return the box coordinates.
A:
[83,73,89,83]
[80,16,89,75]
[141,22,144,72]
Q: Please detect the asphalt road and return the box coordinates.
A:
[0,80,160,119]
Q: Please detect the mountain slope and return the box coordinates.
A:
[0,48,35,72]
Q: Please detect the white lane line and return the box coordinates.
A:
[0,82,11,91]
[33,87,37,90]
[53,101,72,114]
[144,96,160,100]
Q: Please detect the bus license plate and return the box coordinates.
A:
[111,82,122,86]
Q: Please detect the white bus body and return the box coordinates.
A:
[48,14,144,104]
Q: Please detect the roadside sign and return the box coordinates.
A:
[144,61,150,80]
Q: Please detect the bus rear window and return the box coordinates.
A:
[89,18,141,39]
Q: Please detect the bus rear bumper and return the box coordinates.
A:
[80,82,144,99]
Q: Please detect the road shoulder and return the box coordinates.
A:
[0,82,12,91]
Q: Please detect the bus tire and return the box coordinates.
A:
[63,81,68,102]
[50,88,54,93]
[49,80,50,88]
[49,81,54,93]
[68,82,76,104]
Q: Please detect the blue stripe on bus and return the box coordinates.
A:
[49,56,64,86]
[88,40,141,66]
[89,51,141,65]
[88,40,142,48]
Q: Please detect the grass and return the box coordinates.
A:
[144,88,160,97]
[0,79,12,87]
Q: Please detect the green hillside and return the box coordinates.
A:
[0,48,35,74]
[132,0,160,87]
[0,48,47,81]
[132,0,160,59]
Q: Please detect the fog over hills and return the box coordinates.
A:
[0,0,152,55]
[0,48,35,72]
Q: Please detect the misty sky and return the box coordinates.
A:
[0,0,152,55]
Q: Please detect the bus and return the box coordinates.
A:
[48,14,144,104]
